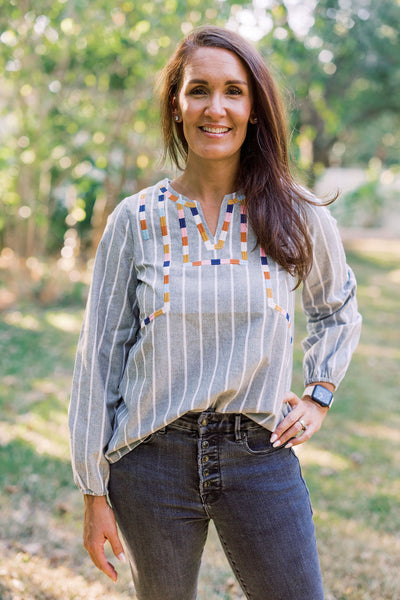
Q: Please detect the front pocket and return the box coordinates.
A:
[240,427,289,455]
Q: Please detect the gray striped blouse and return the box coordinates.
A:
[69,178,361,495]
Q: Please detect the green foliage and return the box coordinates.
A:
[1,0,399,258]
[0,0,231,257]
[257,0,400,182]
[330,169,398,228]
[338,180,386,227]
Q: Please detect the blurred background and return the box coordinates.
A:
[1,0,399,301]
[0,1,399,599]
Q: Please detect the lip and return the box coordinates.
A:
[199,125,232,135]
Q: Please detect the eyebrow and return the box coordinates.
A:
[187,78,248,86]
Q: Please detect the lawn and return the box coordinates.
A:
[0,239,399,600]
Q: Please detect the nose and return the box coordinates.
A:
[204,92,226,119]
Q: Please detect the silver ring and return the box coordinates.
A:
[299,418,307,431]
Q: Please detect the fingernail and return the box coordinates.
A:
[118,552,127,563]
[286,442,293,449]
[272,439,281,448]
[270,433,277,444]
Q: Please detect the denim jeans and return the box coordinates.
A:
[108,410,324,600]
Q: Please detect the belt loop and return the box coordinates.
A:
[235,415,242,441]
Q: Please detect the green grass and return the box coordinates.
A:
[0,242,399,599]
[293,244,400,599]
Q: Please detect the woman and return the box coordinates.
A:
[69,26,361,600]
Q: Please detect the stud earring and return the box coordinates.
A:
[252,117,258,124]
[174,115,180,122]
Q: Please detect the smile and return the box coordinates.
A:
[200,126,231,134]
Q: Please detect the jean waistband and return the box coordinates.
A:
[171,410,261,433]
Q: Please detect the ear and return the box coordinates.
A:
[171,95,182,123]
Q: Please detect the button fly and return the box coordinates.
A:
[197,411,222,501]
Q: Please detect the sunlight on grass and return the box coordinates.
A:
[0,418,69,461]
[344,237,400,258]
[296,444,350,471]
[356,343,400,360]
[388,268,400,284]
[0,553,134,600]
[2,311,40,330]
[356,423,400,444]
[318,513,400,599]
[45,311,82,334]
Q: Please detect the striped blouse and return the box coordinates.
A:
[69,178,361,495]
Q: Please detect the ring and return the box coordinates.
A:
[299,418,307,431]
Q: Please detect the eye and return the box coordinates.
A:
[226,86,242,95]
[189,86,208,96]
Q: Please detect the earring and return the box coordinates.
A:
[174,115,180,122]
[252,117,258,124]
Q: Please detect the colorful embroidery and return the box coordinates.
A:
[240,203,248,261]
[161,184,243,254]
[139,192,149,241]
[260,248,292,343]
[176,202,190,264]
[141,190,171,327]
[191,258,245,267]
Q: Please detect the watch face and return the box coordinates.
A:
[313,385,333,406]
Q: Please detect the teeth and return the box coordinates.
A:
[201,126,230,134]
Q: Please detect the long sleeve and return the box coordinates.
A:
[301,204,362,388]
[69,201,140,495]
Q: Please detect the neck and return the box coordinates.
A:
[172,154,240,206]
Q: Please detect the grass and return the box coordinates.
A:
[0,239,399,600]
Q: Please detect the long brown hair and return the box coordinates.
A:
[158,26,332,285]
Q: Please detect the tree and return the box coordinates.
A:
[253,0,400,181]
[1,0,399,262]
[0,0,230,259]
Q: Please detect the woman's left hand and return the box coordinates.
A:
[270,391,329,449]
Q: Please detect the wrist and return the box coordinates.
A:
[304,381,335,392]
[83,494,109,506]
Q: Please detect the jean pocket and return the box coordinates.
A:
[240,427,285,455]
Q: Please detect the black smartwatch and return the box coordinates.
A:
[303,384,334,409]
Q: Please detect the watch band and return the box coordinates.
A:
[303,385,317,397]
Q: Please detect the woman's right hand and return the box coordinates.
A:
[83,494,127,582]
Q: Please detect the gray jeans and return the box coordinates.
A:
[109,410,324,600]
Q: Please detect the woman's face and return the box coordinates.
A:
[175,47,253,166]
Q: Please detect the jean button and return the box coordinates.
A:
[204,481,210,488]
[201,440,209,449]
[203,469,209,477]
[202,455,209,464]
[201,418,208,426]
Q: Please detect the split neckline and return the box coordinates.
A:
[162,180,245,251]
